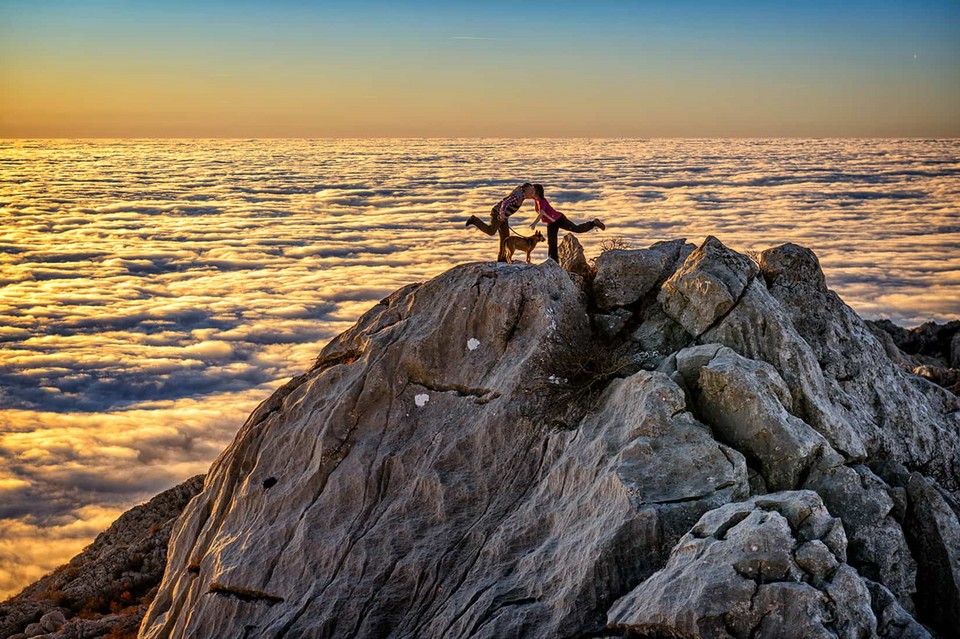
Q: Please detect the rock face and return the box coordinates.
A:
[669,344,835,492]
[758,243,960,488]
[659,235,758,336]
[607,491,881,639]
[21,234,953,638]
[0,475,203,639]
[594,239,693,311]
[137,262,746,638]
[871,462,960,636]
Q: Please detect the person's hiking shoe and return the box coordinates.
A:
[593,219,606,230]
[465,215,479,229]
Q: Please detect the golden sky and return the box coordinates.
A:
[2,0,959,137]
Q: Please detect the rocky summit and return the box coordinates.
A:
[6,236,960,639]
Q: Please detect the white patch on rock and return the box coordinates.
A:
[467,338,480,351]
[414,393,430,407]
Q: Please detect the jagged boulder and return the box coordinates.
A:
[607,491,880,639]
[593,308,632,340]
[594,239,693,311]
[803,463,917,611]
[665,342,919,615]
[867,317,960,367]
[669,344,836,491]
[758,242,960,491]
[698,277,868,461]
[632,304,692,355]
[557,233,593,280]
[863,579,931,639]
[659,235,758,336]
[902,473,960,635]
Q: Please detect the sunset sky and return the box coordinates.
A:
[2,0,959,137]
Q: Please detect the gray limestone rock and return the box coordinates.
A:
[952,331,960,368]
[759,242,960,491]
[803,463,917,612]
[672,341,917,612]
[594,308,632,340]
[699,278,868,461]
[903,472,960,636]
[795,540,839,580]
[139,262,749,639]
[863,579,932,639]
[558,233,594,280]
[632,303,692,355]
[674,344,836,491]
[607,491,879,639]
[595,239,693,311]
[657,239,868,461]
[659,235,759,336]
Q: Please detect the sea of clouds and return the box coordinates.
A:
[1,137,958,597]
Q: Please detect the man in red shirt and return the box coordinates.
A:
[465,183,535,262]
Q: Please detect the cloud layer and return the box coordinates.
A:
[1,138,958,598]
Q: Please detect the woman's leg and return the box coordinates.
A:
[547,221,561,261]
[556,214,598,234]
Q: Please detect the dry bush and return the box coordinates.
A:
[598,235,633,252]
[106,627,140,639]
[535,335,635,423]
[44,587,72,608]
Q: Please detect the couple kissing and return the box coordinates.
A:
[465,183,605,263]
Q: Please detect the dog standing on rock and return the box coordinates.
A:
[504,230,545,264]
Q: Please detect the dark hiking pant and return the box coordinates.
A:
[547,214,597,261]
[467,205,512,262]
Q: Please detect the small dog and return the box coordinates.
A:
[504,230,545,264]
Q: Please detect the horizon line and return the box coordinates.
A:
[3,136,960,141]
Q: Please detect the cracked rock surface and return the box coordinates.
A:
[607,491,886,639]
[13,234,955,638]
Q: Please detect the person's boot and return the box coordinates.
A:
[593,219,606,230]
